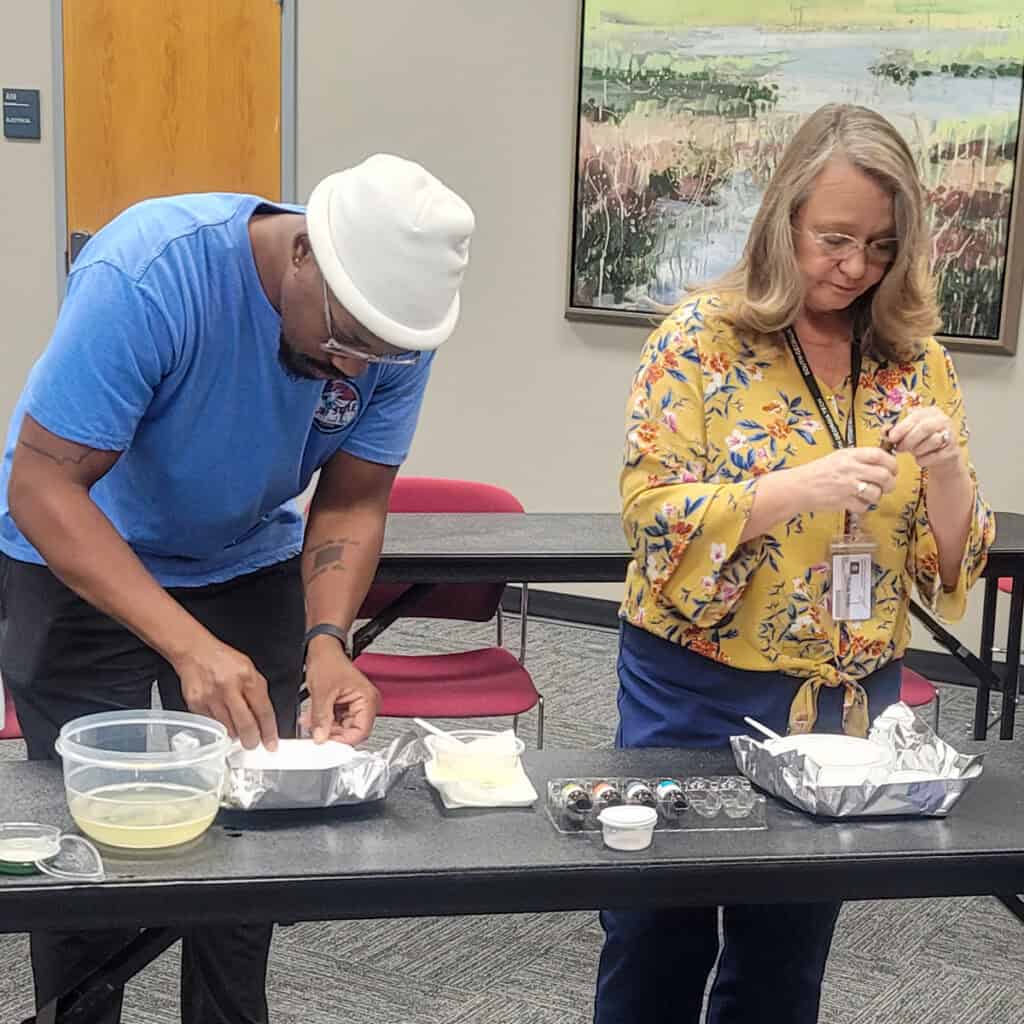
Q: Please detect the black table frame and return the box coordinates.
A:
[979,573,1024,740]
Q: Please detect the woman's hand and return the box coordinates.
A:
[886,407,963,481]
[795,446,899,515]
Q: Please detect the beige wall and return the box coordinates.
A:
[0,2,59,428]
[298,0,627,515]
[1,0,1020,655]
[297,0,1023,651]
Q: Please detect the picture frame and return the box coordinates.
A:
[566,1,1024,354]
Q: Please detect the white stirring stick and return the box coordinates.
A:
[413,718,465,745]
[743,716,782,742]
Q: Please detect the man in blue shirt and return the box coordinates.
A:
[0,154,474,1023]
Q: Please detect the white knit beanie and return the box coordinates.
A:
[306,154,475,351]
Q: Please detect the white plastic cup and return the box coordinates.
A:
[428,729,525,787]
[597,804,658,851]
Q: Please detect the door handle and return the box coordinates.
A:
[68,231,93,267]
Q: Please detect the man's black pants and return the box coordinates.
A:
[0,553,304,1024]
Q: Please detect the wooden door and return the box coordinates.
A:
[62,0,281,263]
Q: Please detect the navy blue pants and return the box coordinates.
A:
[594,623,902,1024]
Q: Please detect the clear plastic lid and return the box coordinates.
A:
[36,834,105,883]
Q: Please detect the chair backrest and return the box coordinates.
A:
[359,477,524,623]
[0,685,22,741]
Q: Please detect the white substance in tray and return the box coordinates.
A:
[230,739,356,771]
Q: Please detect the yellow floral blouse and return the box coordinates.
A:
[620,294,995,736]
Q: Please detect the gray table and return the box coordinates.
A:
[2,746,1023,934]
[4,747,1024,1022]
[376,511,1024,739]
[376,512,630,583]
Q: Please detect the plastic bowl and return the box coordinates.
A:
[598,804,657,851]
[426,729,525,787]
[765,734,891,786]
[55,710,232,850]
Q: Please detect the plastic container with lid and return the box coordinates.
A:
[598,804,658,851]
[0,823,61,873]
[0,822,105,881]
[426,729,525,787]
[55,710,232,851]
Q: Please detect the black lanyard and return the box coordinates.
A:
[784,327,861,451]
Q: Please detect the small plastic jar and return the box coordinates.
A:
[597,804,658,851]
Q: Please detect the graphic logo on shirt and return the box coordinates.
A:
[313,380,361,434]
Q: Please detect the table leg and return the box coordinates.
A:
[29,927,181,1024]
[908,600,1004,733]
[996,892,1024,929]
[975,578,999,739]
[351,583,436,657]
[999,579,1024,740]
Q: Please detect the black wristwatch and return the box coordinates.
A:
[304,623,350,661]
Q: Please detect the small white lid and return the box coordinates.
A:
[598,805,658,830]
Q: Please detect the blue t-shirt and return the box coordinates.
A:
[0,194,433,586]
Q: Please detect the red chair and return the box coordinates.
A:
[1,684,22,740]
[354,478,545,746]
[900,666,940,734]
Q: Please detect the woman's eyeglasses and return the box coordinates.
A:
[321,277,419,366]
[806,229,899,266]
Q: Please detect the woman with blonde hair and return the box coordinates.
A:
[596,104,994,1023]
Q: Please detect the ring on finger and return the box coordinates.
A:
[856,481,868,498]
[938,428,950,448]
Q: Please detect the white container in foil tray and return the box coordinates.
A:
[221,732,425,810]
[731,703,984,818]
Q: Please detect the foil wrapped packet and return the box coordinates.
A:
[221,731,426,810]
[730,703,984,818]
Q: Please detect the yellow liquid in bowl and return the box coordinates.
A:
[69,783,219,850]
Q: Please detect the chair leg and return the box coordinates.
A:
[512,713,519,736]
[933,691,941,736]
[536,694,545,750]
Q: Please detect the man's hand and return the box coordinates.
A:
[174,638,279,751]
[302,635,380,745]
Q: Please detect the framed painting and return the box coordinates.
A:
[567,1,1024,354]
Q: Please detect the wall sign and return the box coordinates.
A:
[3,88,41,140]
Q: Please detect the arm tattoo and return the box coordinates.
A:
[303,536,361,585]
[313,544,346,570]
[19,440,93,467]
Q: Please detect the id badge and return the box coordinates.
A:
[830,533,877,622]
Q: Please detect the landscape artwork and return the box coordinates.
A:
[569,1,1024,352]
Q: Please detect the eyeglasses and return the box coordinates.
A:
[321,277,419,366]
[805,229,899,266]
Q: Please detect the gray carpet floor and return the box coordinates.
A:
[1,614,1022,1023]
